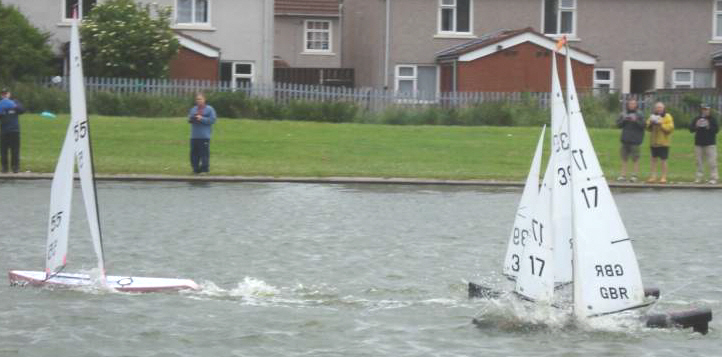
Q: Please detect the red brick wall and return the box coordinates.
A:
[452,42,593,92]
[169,47,219,81]
[440,64,454,92]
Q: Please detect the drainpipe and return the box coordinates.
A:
[453,59,458,92]
[261,0,274,95]
[384,0,390,90]
[339,1,344,67]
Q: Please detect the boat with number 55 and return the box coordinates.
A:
[8,17,199,293]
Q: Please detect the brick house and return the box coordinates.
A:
[5,0,275,87]
[169,31,221,81]
[435,28,596,92]
[274,0,353,86]
[342,0,722,94]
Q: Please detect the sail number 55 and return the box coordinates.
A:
[74,120,88,141]
[50,211,63,232]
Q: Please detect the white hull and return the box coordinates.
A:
[9,270,199,293]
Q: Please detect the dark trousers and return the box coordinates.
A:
[190,138,210,173]
[0,132,20,173]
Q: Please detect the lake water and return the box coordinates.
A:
[0,180,719,356]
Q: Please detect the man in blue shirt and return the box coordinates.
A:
[188,92,216,174]
[0,88,24,173]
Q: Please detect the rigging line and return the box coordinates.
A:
[586,299,657,318]
[645,280,697,314]
[43,265,67,282]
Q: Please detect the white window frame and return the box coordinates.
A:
[714,0,722,40]
[232,61,254,90]
[303,20,332,53]
[593,68,614,89]
[672,69,694,89]
[395,65,418,95]
[437,0,473,35]
[175,0,211,25]
[541,0,577,37]
[394,65,440,103]
[62,0,96,20]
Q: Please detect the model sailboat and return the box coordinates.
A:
[8,18,199,293]
[472,40,710,333]
[512,46,652,316]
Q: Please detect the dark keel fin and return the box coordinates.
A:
[468,282,502,299]
[644,287,661,299]
[646,308,713,335]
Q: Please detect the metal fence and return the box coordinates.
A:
[38,76,722,114]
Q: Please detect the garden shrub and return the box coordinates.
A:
[9,81,706,129]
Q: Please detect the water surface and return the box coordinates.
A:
[0,181,719,356]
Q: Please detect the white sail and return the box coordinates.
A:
[69,19,106,276]
[514,156,555,303]
[44,125,75,276]
[502,125,546,279]
[549,53,573,284]
[565,53,646,318]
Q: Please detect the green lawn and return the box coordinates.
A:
[17,114,713,182]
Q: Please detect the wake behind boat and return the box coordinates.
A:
[7,17,198,294]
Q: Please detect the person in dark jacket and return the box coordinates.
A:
[0,88,24,173]
[188,92,217,174]
[689,103,719,184]
[616,99,645,182]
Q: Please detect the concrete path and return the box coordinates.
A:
[2,172,720,189]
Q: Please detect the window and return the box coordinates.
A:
[543,0,576,36]
[439,0,472,34]
[694,69,715,88]
[712,0,722,40]
[232,62,254,89]
[177,0,209,24]
[396,66,417,95]
[395,65,438,100]
[672,70,693,89]
[63,0,96,19]
[593,69,614,93]
[304,20,331,52]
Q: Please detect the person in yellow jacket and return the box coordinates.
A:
[646,102,674,183]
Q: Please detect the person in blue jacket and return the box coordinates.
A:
[0,88,24,173]
[188,92,216,174]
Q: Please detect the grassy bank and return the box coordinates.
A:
[17,114,712,182]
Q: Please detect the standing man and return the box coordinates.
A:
[646,102,674,184]
[616,99,645,182]
[0,88,24,173]
[689,103,719,184]
[188,92,216,174]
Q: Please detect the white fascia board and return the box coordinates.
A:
[177,36,220,58]
[458,32,596,65]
